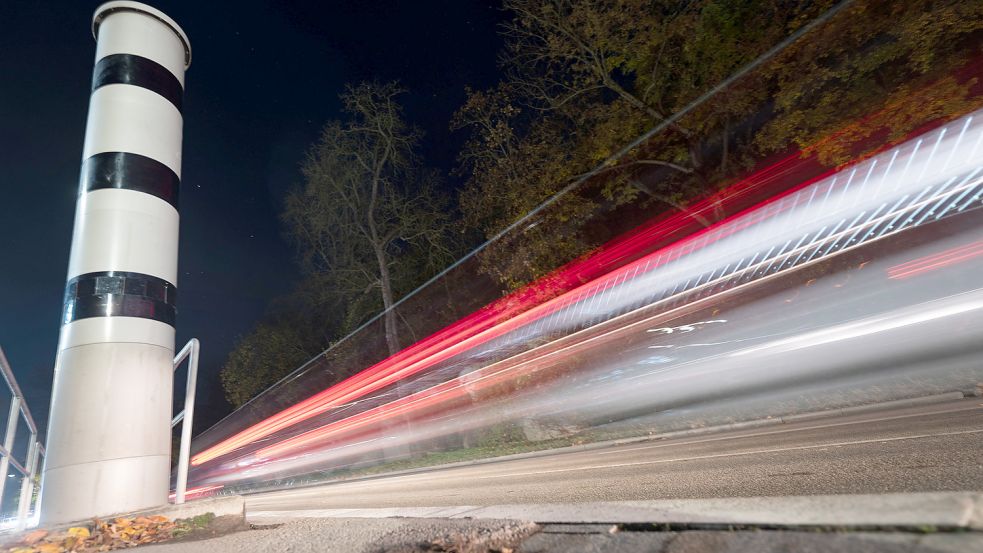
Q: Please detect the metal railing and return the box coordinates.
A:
[170,338,200,504]
[0,347,44,531]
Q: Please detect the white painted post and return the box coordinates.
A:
[41,1,191,524]
[174,338,200,504]
[15,439,38,531]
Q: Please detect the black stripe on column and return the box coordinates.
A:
[92,53,183,113]
[81,152,180,209]
[63,271,177,327]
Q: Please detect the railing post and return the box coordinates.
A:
[0,396,21,513]
[0,347,41,528]
[15,438,38,530]
[174,338,199,504]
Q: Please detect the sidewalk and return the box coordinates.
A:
[136,492,983,552]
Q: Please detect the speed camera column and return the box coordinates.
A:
[41,1,191,524]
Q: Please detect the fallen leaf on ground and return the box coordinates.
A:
[5,511,215,553]
[66,528,89,539]
[19,531,46,546]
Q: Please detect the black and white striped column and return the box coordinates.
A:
[42,1,191,524]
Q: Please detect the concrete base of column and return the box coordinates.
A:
[40,455,170,524]
[42,341,173,524]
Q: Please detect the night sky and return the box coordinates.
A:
[0,0,505,435]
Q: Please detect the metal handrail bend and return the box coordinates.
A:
[170,338,200,504]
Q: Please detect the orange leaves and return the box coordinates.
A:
[6,514,185,553]
[17,531,46,546]
[94,515,177,548]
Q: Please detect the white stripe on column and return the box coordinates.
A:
[60,317,175,350]
[82,85,184,176]
[66,188,180,284]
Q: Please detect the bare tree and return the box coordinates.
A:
[284,82,453,356]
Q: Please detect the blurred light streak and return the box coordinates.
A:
[190,148,824,467]
[888,240,983,280]
[193,109,983,473]
[167,484,223,501]
[731,291,983,358]
[260,180,982,463]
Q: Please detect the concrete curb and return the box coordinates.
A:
[247,492,983,531]
[126,496,246,522]
[34,496,246,534]
[249,392,970,493]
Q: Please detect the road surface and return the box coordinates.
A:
[246,398,983,512]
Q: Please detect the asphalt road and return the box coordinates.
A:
[246,398,983,512]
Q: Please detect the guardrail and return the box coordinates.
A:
[0,347,44,531]
[170,338,200,504]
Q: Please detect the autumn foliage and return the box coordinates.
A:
[5,514,209,553]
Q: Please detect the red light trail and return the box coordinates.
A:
[191,150,818,466]
[192,69,982,469]
[888,240,983,279]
